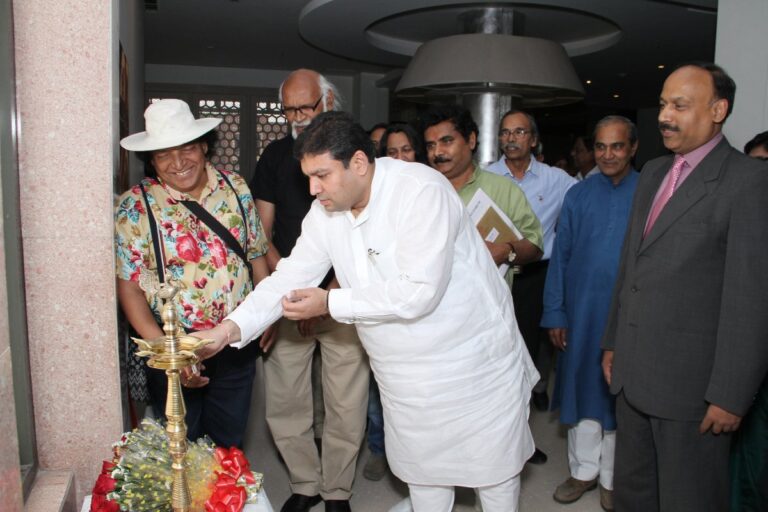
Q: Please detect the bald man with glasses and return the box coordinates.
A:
[248,69,368,512]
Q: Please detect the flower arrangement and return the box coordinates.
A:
[90,419,262,512]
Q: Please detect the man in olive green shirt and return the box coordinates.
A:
[423,105,543,286]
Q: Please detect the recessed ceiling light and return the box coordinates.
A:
[657,64,665,69]
[613,94,620,98]
[585,80,592,85]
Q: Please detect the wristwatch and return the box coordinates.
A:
[507,243,517,263]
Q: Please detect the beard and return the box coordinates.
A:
[291,119,312,139]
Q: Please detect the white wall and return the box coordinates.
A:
[715,0,768,151]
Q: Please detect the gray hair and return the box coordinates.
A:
[594,115,638,145]
[318,74,343,111]
[278,71,343,112]
[500,109,539,139]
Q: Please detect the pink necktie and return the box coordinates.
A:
[644,155,686,237]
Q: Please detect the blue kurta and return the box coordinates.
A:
[541,171,639,429]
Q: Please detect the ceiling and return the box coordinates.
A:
[143,0,718,110]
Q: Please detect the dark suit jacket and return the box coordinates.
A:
[602,137,768,421]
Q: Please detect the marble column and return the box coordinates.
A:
[13,0,122,505]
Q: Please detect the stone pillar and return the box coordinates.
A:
[13,0,122,505]
[715,0,768,150]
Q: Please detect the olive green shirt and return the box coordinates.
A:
[457,164,543,287]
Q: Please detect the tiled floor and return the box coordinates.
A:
[243,359,605,512]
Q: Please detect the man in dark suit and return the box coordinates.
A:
[601,63,768,512]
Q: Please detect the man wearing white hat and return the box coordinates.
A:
[115,99,271,447]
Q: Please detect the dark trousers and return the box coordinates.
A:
[147,344,259,448]
[367,375,385,455]
[512,259,553,392]
[615,392,732,512]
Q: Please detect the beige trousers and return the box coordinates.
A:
[264,316,368,500]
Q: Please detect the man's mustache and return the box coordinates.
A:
[292,119,311,130]
[659,122,680,133]
[433,155,451,164]
[503,143,522,152]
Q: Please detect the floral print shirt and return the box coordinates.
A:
[115,163,268,331]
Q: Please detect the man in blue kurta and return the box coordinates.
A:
[541,116,640,511]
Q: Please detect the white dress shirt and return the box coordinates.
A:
[228,157,537,486]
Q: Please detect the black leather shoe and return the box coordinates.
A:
[527,447,548,465]
[281,493,322,512]
[532,390,550,412]
[325,499,352,512]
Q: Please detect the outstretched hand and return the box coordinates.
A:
[194,320,240,361]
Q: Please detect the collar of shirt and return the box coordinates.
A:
[513,156,537,182]
[162,162,219,203]
[597,168,636,188]
[663,132,724,194]
[490,155,536,181]
[465,163,483,187]
[680,132,723,174]
[344,159,383,227]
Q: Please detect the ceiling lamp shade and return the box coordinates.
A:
[396,33,584,107]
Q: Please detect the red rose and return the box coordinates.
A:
[92,473,116,495]
[89,460,118,512]
[193,277,208,289]
[176,234,202,263]
[90,493,119,512]
[210,238,228,269]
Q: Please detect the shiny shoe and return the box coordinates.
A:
[363,453,388,481]
[325,499,351,512]
[553,477,597,504]
[599,484,614,511]
[527,447,548,464]
[532,390,550,411]
[281,493,322,512]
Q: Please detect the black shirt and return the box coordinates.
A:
[249,135,314,257]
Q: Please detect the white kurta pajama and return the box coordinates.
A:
[228,157,538,487]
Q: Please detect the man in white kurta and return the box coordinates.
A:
[198,112,538,512]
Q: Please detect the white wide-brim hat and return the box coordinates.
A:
[120,99,222,152]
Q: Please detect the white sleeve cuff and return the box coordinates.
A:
[225,308,256,349]
[328,288,355,324]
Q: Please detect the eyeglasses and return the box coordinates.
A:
[282,96,323,117]
[499,128,532,138]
